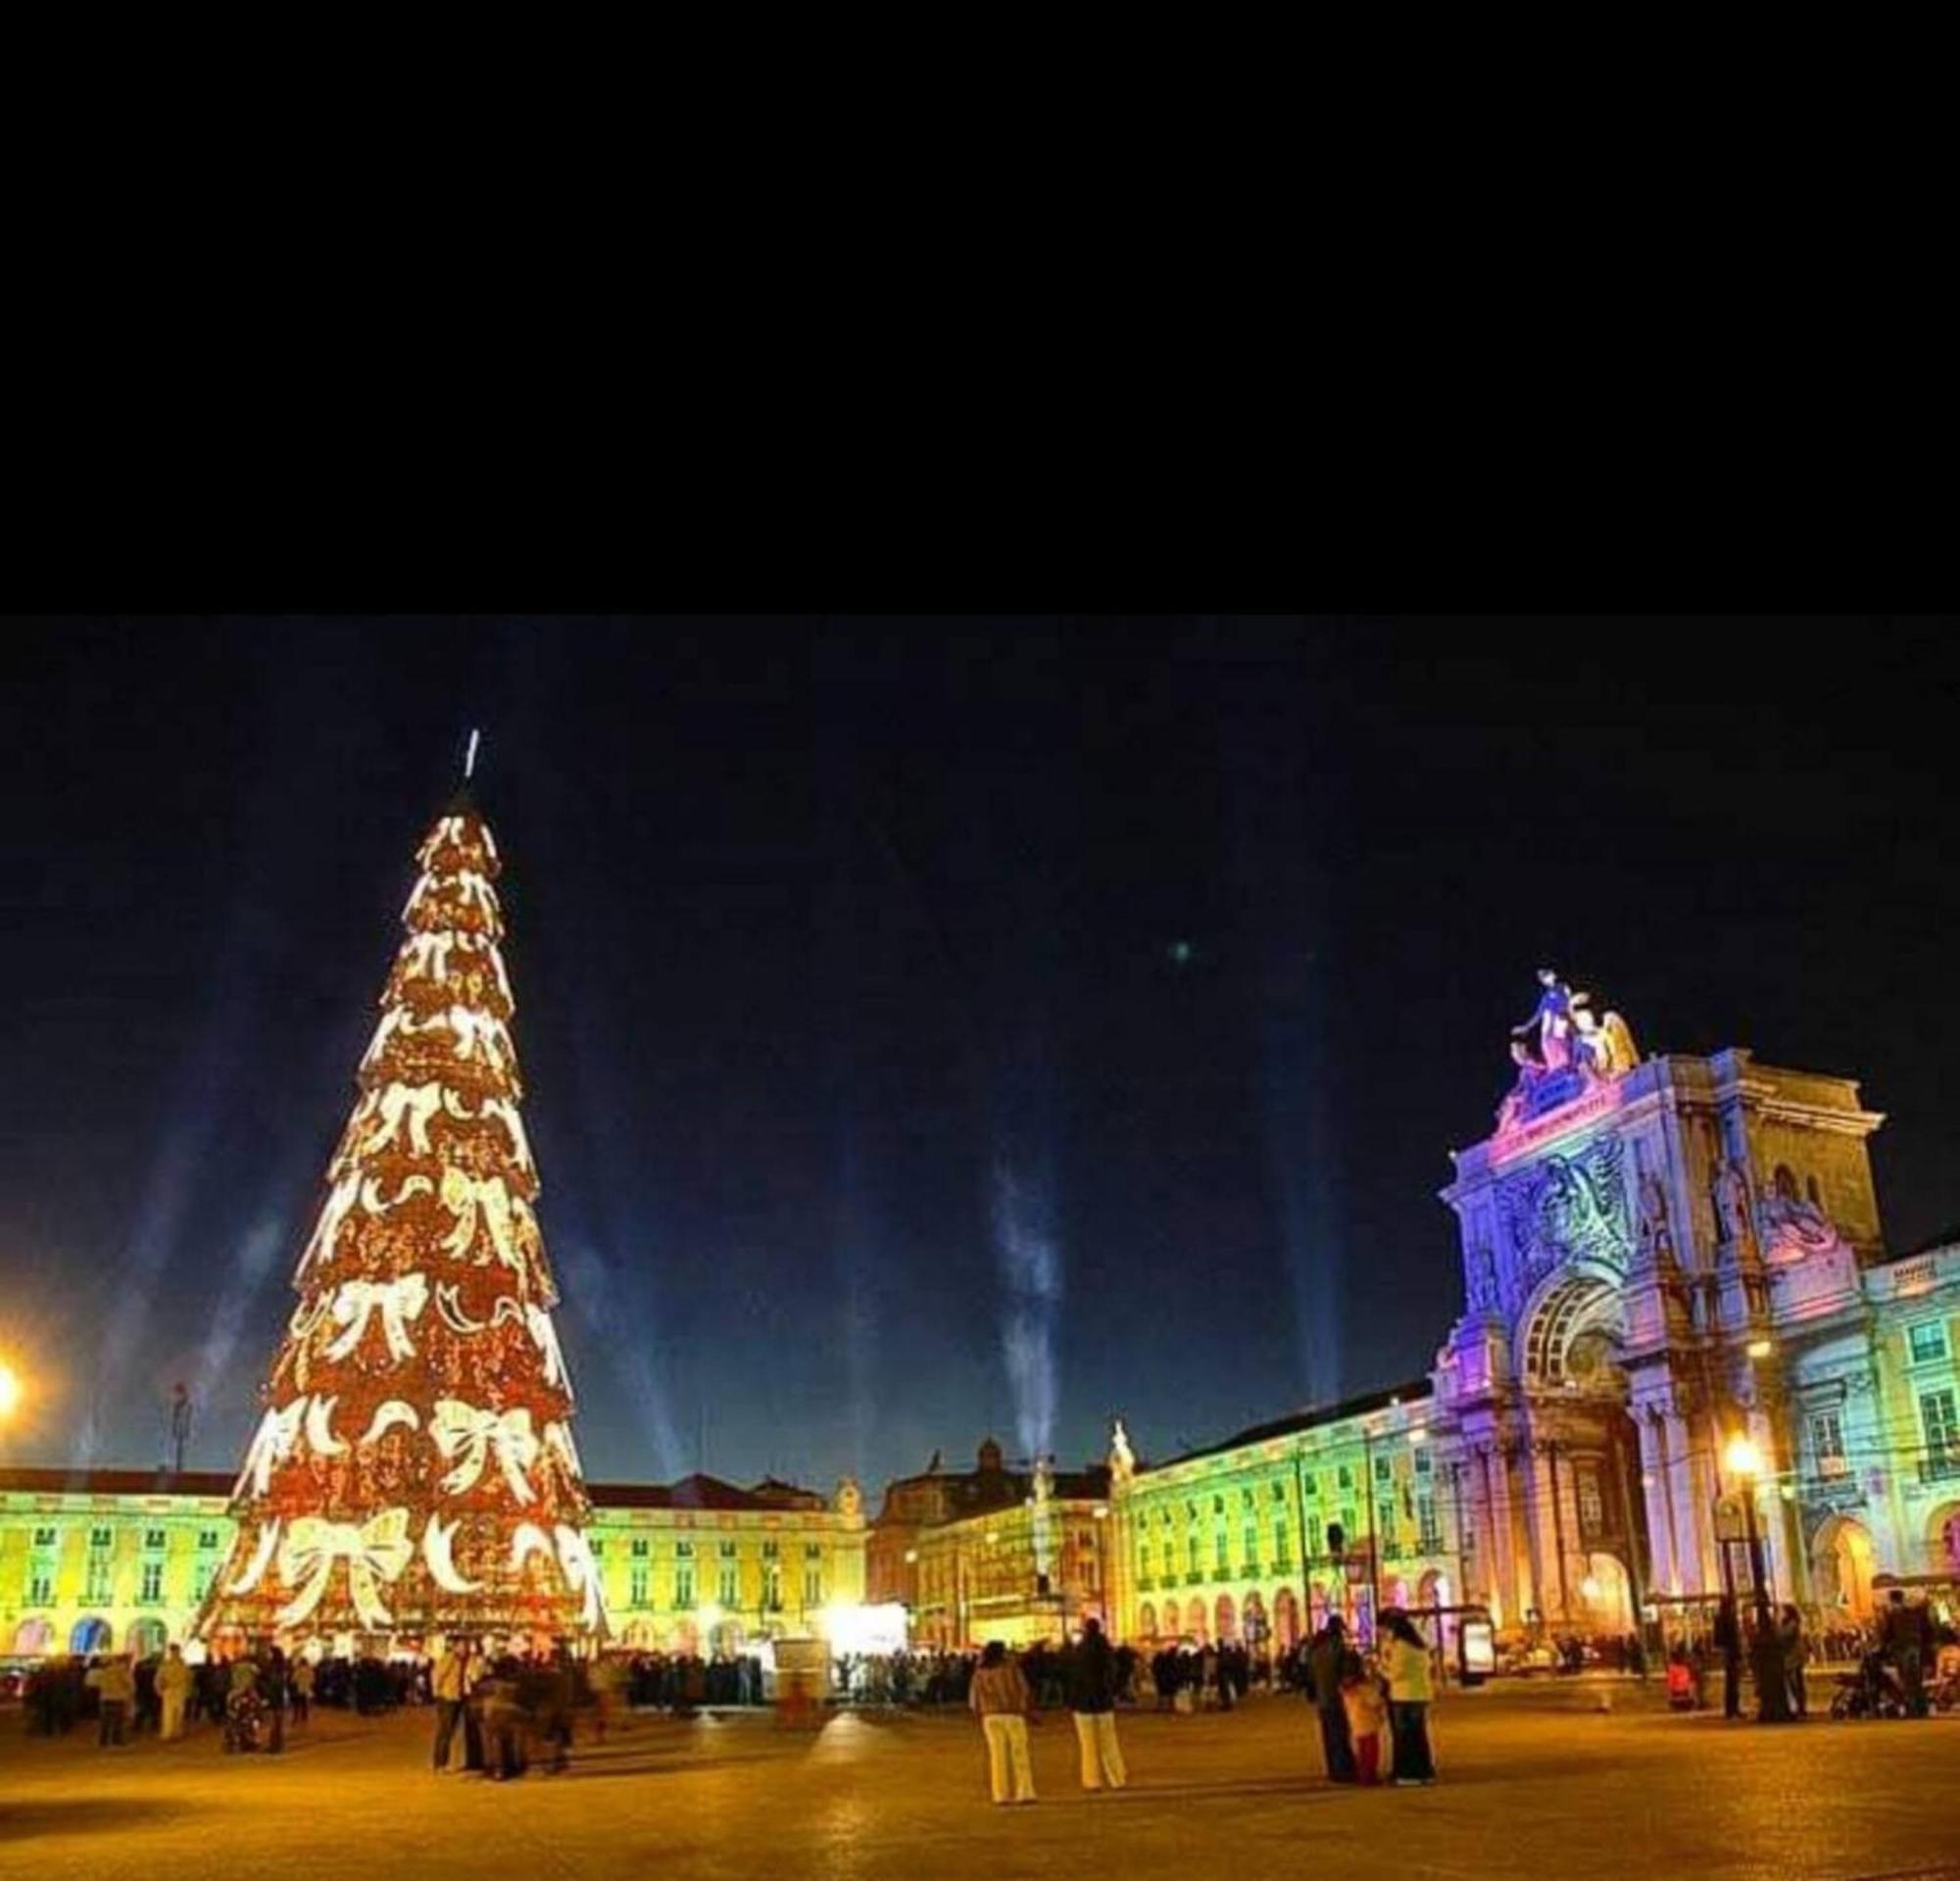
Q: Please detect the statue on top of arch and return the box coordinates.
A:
[1497,967,1641,1129]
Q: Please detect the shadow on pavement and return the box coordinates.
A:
[0,1798,190,1840]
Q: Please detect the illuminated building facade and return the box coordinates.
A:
[1109,1387,1456,1652]
[1109,989,1960,1645]
[0,1469,866,1658]
[873,1440,1112,1649]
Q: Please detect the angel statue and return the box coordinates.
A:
[1574,1003,1640,1077]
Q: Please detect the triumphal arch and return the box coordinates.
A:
[1431,972,1887,1633]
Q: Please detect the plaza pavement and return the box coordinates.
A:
[1,1680,1954,1881]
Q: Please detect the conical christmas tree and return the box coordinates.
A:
[199,801,605,1646]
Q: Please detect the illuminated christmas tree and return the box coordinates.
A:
[199,799,605,1647]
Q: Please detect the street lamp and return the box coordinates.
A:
[0,1359,21,1421]
[1722,1433,1792,1724]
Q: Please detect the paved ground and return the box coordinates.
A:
[1,1682,1954,1881]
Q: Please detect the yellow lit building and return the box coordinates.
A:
[0,1467,866,1658]
[882,1440,1113,1649]
[1111,1385,1457,1651]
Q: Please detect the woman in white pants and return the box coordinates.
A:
[968,1642,1036,1805]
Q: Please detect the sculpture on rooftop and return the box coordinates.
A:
[1498,968,1641,1128]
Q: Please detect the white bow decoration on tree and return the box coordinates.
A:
[296,1169,363,1279]
[360,1080,445,1160]
[439,1169,519,1270]
[234,1400,307,1501]
[275,1509,416,1631]
[526,1303,568,1390]
[431,1399,540,1502]
[555,1525,606,1632]
[323,1273,429,1363]
[223,1518,283,1596]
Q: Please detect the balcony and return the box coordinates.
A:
[1918,1454,1960,1486]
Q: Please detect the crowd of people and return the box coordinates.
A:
[1661,1590,1959,1720]
[957,1610,1441,1804]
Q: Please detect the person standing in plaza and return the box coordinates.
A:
[1777,1605,1808,1719]
[291,1654,314,1726]
[88,1653,134,1747]
[258,1646,288,1755]
[1384,1612,1437,1785]
[432,1639,471,1771]
[1305,1616,1358,1783]
[1340,1657,1387,1787]
[1065,1618,1128,1792]
[968,1641,1036,1805]
[157,1644,192,1742]
[1713,1597,1743,1719]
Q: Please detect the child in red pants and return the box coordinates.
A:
[1342,1665,1388,1786]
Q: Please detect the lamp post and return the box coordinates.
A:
[1723,1433,1792,1724]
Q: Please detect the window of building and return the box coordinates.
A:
[142,1528,167,1552]
[802,1562,823,1607]
[1138,1540,1152,1580]
[84,1557,113,1604]
[1304,1515,1323,1558]
[31,1526,57,1549]
[1241,1521,1258,1570]
[1212,1527,1229,1570]
[1186,1534,1200,1576]
[1337,1464,1353,1491]
[589,1538,606,1559]
[140,1561,164,1604]
[718,1540,737,1559]
[1376,1500,1396,1551]
[1240,1486,1254,1508]
[631,1536,651,1559]
[717,1561,739,1606]
[1922,1388,1959,1460]
[675,1563,696,1608]
[1414,1448,1433,1477]
[762,1540,780,1559]
[1212,1495,1225,1515]
[27,1566,54,1605]
[1273,1516,1292,1568]
[1577,1472,1605,1538]
[1272,1480,1287,1501]
[763,1560,783,1609]
[197,1529,220,1550]
[1909,1321,1951,1365]
[194,1559,218,1600]
[805,1543,822,1559]
[1373,1454,1393,1484]
[629,1566,649,1609]
[1809,1409,1847,1475]
[1418,1495,1443,1553]
[89,1526,114,1550]
[674,1540,693,1559]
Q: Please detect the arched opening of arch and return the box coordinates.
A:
[1811,1514,1878,1621]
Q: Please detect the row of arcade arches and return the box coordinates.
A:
[11,1616,172,1657]
[1134,1571,1452,1648]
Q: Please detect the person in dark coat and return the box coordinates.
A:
[1305,1617,1359,1782]
[1712,1598,1743,1719]
[1064,1619,1127,1791]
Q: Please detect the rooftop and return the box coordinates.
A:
[1142,1377,1436,1473]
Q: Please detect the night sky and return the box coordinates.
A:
[3,617,1955,1496]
